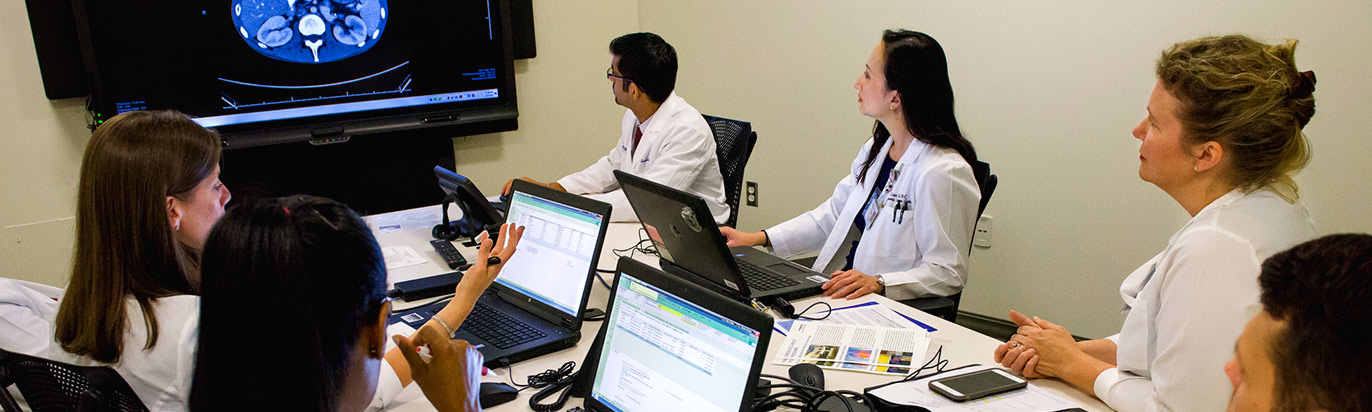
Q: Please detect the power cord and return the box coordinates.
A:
[762,297,833,320]
[903,345,949,381]
[752,373,874,411]
[505,360,578,412]
[592,228,659,289]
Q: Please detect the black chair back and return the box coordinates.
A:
[702,114,758,228]
[969,159,998,219]
[0,348,148,412]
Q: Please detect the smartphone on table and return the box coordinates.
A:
[928,368,1027,402]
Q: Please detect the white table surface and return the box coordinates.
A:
[367,205,1113,411]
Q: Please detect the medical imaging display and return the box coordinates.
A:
[232,0,389,64]
[76,0,515,143]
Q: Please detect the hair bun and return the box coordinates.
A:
[1291,70,1317,98]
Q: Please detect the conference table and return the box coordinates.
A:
[367,205,1112,412]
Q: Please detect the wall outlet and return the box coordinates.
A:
[973,215,992,248]
[745,181,759,207]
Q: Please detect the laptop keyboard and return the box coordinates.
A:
[458,301,547,349]
[736,259,801,291]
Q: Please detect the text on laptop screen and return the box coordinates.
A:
[495,191,603,316]
[591,272,762,412]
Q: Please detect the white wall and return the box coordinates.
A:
[3,0,1370,338]
[451,2,639,188]
[638,0,1372,337]
[0,0,90,287]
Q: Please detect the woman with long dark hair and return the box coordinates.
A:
[723,30,980,301]
[190,195,521,412]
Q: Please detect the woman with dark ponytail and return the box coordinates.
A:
[191,195,522,412]
[722,30,980,300]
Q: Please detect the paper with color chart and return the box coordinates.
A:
[774,322,930,376]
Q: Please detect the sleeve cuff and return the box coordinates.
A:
[1106,333,1121,345]
[1093,367,1121,404]
[368,360,405,411]
[555,176,588,194]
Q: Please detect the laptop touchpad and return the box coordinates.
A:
[766,263,809,276]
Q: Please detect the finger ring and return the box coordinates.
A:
[487,256,502,265]
[1009,341,1021,349]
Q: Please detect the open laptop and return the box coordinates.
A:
[614,170,826,301]
[581,258,772,412]
[389,180,611,367]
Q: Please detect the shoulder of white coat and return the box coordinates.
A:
[1195,190,1317,261]
[908,147,976,187]
[148,295,202,330]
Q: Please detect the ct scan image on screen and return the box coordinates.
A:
[77,0,512,134]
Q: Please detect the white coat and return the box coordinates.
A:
[556,93,730,224]
[767,137,979,300]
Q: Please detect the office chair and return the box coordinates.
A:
[897,159,997,322]
[702,114,758,228]
[0,348,149,412]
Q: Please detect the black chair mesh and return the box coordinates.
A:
[703,114,758,228]
[0,349,148,412]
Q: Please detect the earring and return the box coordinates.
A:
[173,223,180,231]
[890,104,897,111]
[1194,164,1199,172]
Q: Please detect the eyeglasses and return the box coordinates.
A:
[606,68,633,84]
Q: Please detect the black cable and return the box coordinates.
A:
[753,372,873,412]
[593,271,612,289]
[904,345,949,381]
[792,301,833,321]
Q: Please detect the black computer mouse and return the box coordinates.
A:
[479,382,519,408]
[788,363,826,390]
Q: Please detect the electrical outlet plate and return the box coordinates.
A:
[974,215,992,248]
[745,181,759,207]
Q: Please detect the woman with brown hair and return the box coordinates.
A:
[49,109,230,411]
[995,35,1319,411]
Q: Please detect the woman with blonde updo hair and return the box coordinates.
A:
[993,35,1319,411]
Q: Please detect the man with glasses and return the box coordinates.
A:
[502,32,729,224]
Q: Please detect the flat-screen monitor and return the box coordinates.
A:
[72,0,518,148]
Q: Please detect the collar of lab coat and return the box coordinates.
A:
[636,92,683,135]
[855,136,932,189]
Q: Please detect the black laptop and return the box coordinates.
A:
[389,180,611,367]
[613,170,826,302]
[581,258,773,412]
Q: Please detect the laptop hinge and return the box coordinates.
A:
[561,317,576,328]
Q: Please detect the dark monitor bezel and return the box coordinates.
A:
[583,257,773,412]
[70,0,519,148]
[493,179,612,327]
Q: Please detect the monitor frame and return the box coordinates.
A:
[70,0,519,149]
[582,257,773,412]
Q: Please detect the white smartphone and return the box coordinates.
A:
[928,368,1028,402]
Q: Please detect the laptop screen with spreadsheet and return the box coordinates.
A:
[494,190,604,317]
[590,271,764,412]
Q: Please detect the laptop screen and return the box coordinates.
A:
[494,190,604,317]
[590,271,763,412]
